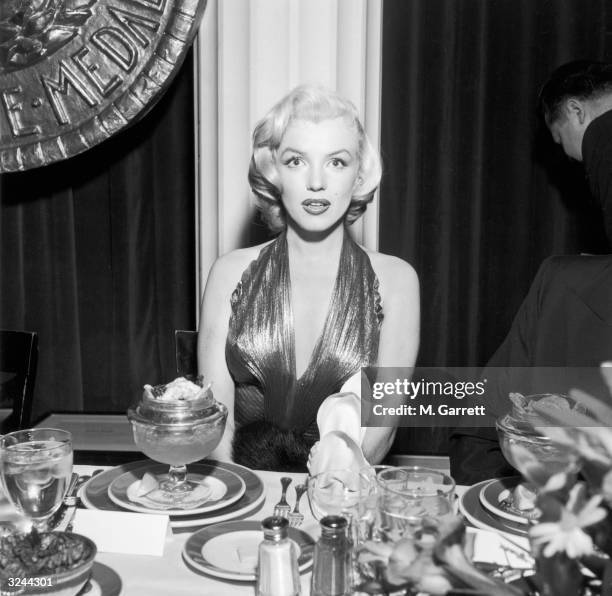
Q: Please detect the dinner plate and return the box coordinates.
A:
[81,460,265,528]
[78,562,122,596]
[479,477,539,525]
[182,520,315,581]
[459,480,529,539]
[107,462,245,516]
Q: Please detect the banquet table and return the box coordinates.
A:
[74,464,472,595]
[2,439,527,596]
[0,460,479,595]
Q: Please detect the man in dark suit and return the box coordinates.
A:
[450,61,612,485]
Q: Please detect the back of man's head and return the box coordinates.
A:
[539,60,612,125]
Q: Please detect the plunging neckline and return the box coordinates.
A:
[226,227,383,437]
[284,231,347,384]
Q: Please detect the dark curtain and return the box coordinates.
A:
[381,0,610,454]
[0,52,196,422]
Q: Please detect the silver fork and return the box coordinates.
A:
[273,477,293,517]
[288,484,307,527]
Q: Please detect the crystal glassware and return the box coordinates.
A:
[376,466,455,542]
[307,468,373,522]
[0,428,72,532]
[127,384,227,504]
[496,393,581,485]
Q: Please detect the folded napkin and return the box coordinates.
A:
[310,374,371,475]
[126,472,225,510]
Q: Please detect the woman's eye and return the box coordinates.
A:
[285,156,303,167]
[330,158,346,168]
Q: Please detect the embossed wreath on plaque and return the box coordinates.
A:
[0,0,207,172]
[0,0,96,72]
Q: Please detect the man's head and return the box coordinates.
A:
[539,61,612,161]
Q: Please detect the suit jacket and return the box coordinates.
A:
[450,254,612,484]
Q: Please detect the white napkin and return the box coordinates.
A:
[125,472,226,510]
[310,376,371,475]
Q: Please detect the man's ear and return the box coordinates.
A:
[565,98,587,124]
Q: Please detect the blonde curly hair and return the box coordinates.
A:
[248,85,383,233]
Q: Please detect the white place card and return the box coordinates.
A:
[467,528,533,569]
[71,509,169,556]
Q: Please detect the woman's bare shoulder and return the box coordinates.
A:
[362,248,419,293]
[206,240,275,292]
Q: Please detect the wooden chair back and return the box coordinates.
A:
[0,330,38,432]
[174,330,198,377]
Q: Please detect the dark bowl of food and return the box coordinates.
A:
[0,531,96,596]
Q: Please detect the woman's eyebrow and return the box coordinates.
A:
[278,147,354,158]
[328,149,353,157]
[279,147,302,157]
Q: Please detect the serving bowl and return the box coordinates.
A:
[0,531,96,596]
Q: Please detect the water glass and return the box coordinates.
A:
[307,468,374,522]
[376,466,455,542]
[0,428,73,531]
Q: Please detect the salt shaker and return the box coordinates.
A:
[256,516,301,596]
[310,515,352,596]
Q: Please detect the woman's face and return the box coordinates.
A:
[276,117,361,234]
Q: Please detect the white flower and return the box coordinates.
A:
[530,486,607,558]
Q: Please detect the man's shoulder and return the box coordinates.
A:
[538,254,612,288]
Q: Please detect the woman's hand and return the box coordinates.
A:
[307,441,320,474]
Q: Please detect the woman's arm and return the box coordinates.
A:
[197,256,238,462]
[361,256,420,464]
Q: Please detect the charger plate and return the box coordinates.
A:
[107,462,245,516]
[182,520,315,581]
[81,460,265,528]
[459,479,529,539]
[78,562,122,596]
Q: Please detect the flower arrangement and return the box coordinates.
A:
[356,515,524,595]
[506,364,612,596]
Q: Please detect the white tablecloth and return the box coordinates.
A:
[77,465,314,596]
[1,466,517,596]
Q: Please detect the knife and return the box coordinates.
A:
[52,473,80,532]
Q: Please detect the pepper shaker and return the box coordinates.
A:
[310,515,352,596]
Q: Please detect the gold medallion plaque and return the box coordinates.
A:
[0,0,207,172]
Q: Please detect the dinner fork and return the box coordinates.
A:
[273,477,293,517]
[288,484,307,527]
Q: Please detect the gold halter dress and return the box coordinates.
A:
[226,230,383,471]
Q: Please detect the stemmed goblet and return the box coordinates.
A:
[0,428,73,532]
[127,384,227,506]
